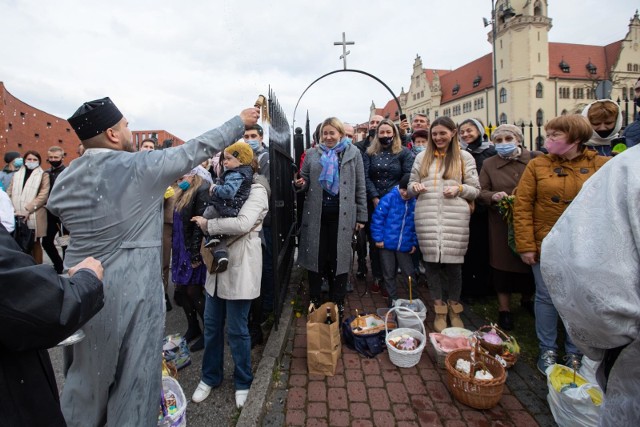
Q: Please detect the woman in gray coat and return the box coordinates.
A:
[295,117,367,320]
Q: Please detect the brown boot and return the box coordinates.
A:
[433,304,448,332]
[448,301,465,328]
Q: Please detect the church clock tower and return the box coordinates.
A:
[493,0,552,124]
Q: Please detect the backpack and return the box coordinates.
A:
[341,314,387,358]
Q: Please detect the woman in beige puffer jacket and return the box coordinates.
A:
[408,117,480,332]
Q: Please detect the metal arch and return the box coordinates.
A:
[292,68,403,130]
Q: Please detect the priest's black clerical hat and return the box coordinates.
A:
[68,97,123,141]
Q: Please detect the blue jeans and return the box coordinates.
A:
[532,263,580,355]
[201,291,253,390]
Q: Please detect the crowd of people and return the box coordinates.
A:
[1,78,639,425]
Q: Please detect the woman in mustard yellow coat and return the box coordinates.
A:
[514,114,609,375]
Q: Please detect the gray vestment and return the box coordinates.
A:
[541,146,640,427]
[47,116,243,427]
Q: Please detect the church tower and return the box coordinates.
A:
[493,0,552,124]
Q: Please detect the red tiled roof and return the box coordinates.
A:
[548,42,619,80]
[379,99,402,120]
[424,69,451,85]
[440,54,493,103]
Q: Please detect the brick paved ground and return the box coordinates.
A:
[262,274,558,427]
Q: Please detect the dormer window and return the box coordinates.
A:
[473,75,482,88]
[452,83,460,95]
[586,60,597,75]
[559,59,570,73]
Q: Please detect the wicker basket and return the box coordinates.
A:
[476,325,520,368]
[385,307,426,368]
[445,347,506,409]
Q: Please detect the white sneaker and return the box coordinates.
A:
[235,389,249,408]
[192,381,212,403]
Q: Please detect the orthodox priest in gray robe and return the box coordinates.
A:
[47,97,259,427]
[541,146,640,427]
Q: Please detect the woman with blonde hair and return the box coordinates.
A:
[408,116,480,332]
[171,166,211,351]
[295,117,367,320]
[363,118,414,294]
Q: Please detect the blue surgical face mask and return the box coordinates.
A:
[343,137,353,145]
[246,139,261,151]
[13,158,23,168]
[178,181,191,191]
[413,145,426,153]
[495,143,517,157]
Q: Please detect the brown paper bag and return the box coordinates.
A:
[307,302,341,376]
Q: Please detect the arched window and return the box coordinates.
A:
[534,0,543,16]
[629,63,634,72]
[536,136,545,151]
[499,88,507,103]
[499,113,508,125]
[622,87,628,101]
[561,109,568,116]
[536,83,543,98]
[635,64,639,72]
[536,109,544,126]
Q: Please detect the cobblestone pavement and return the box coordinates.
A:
[262,275,557,427]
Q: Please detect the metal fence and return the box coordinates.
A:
[266,88,296,329]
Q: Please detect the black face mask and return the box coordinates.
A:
[368,129,376,138]
[595,129,613,139]
[48,160,63,168]
[379,137,393,146]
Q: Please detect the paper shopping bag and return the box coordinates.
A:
[307,302,341,376]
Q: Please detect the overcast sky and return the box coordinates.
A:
[0,0,635,140]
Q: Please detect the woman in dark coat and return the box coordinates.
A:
[458,118,496,300]
[0,226,104,427]
[363,119,414,293]
[172,166,211,351]
[477,124,537,330]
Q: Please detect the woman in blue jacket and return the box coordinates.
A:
[370,174,417,306]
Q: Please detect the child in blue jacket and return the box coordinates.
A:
[370,174,417,306]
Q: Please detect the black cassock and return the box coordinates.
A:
[0,227,104,427]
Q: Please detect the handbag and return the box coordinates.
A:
[55,223,70,247]
[341,314,388,358]
[12,215,35,253]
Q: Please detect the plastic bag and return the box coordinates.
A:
[163,334,191,371]
[393,299,427,332]
[158,376,187,427]
[546,364,602,427]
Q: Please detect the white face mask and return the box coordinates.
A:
[25,161,39,170]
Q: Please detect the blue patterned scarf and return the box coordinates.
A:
[318,138,349,196]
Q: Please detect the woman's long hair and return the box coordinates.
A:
[366,119,403,156]
[418,116,463,180]
[175,174,204,212]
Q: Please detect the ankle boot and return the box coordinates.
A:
[183,308,202,343]
[448,301,465,328]
[433,304,448,332]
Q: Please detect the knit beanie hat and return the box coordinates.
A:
[491,124,523,144]
[411,129,430,142]
[225,141,254,165]
[4,151,20,164]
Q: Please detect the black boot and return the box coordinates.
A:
[189,336,204,352]
[183,307,202,343]
[498,311,514,331]
[165,293,173,312]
